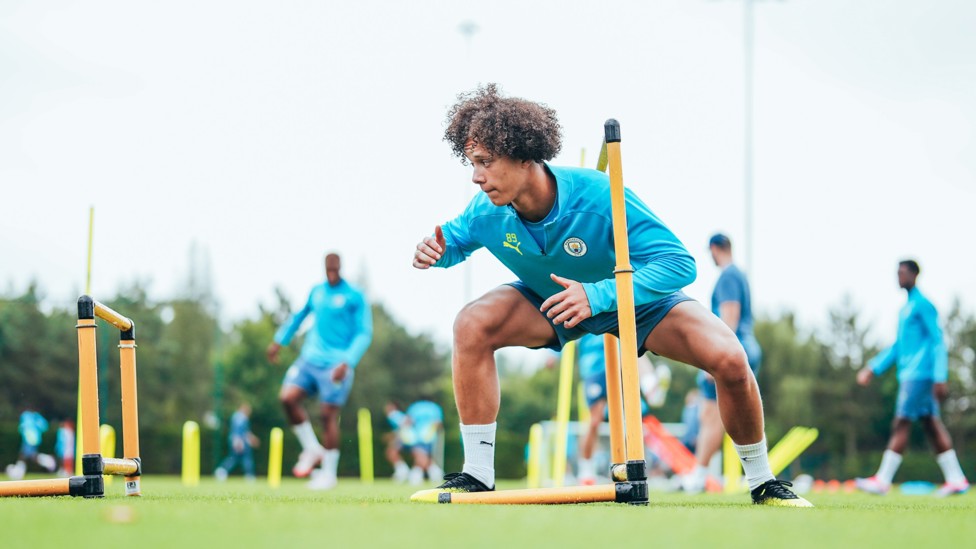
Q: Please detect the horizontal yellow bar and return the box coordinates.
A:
[0,478,71,497]
[445,484,617,505]
[103,458,140,476]
[94,301,133,331]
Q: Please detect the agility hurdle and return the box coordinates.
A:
[0,296,142,498]
[429,120,649,505]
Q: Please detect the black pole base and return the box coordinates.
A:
[613,480,649,506]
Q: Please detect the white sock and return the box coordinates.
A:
[875,449,903,485]
[578,457,596,479]
[734,437,775,491]
[936,449,967,485]
[291,421,321,452]
[322,449,340,478]
[460,422,496,488]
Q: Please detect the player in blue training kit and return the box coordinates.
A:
[385,400,445,485]
[685,233,763,493]
[856,260,969,497]
[410,84,809,506]
[5,408,57,479]
[266,253,372,490]
[215,403,258,481]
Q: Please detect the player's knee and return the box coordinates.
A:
[710,346,750,388]
[453,301,503,351]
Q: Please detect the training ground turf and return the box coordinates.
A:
[1,477,973,548]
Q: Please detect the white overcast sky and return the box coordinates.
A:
[2,0,974,353]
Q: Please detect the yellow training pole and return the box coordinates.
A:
[596,147,628,481]
[723,435,741,493]
[526,423,543,489]
[268,427,283,488]
[552,341,576,487]
[77,208,94,476]
[358,408,374,484]
[0,478,73,497]
[100,425,115,486]
[605,120,647,471]
[119,327,141,496]
[182,421,200,487]
[433,484,618,505]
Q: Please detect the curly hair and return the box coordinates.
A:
[444,83,562,164]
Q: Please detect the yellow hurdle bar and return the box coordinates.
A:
[103,458,141,476]
[0,478,73,497]
[439,484,618,505]
[605,120,646,468]
[94,300,134,332]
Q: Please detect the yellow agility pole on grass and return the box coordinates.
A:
[100,425,115,485]
[768,427,819,477]
[76,207,95,477]
[552,341,576,487]
[358,408,374,484]
[526,423,543,489]
[605,119,648,503]
[723,435,741,493]
[595,147,627,481]
[182,421,200,487]
[268,427,283,488]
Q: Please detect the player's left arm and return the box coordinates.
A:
[921,301,949,398]
[581,188,697,317]
[344,291,374,369]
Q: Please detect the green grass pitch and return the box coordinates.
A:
[1,477,973,548]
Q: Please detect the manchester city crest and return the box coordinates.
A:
[563,237,587,257]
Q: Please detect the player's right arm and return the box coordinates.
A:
[267,292,314,363]
[413,226,447,269]
[859,344,897,385]
[413,209,482,269]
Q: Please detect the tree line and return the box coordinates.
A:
[1,282,974,481]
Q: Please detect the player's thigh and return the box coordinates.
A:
[643,300,743,372]
[454,285,557,349]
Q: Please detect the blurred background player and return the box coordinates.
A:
[680,389,702,454]
[684,233,762,493]
[267,252,373,490]
[215,402,259,481]
[576,333,670,485]
[576,333,610,485]
[385,399,444,485]
[856,260,969,497]
[5,407,56,479]
[54,419,74,477]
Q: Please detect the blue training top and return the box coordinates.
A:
[711,263,755,342]
[228,410,251,446]
[274,279,373,368]
[869,287,948,383]
[406,401,444,444]
[436,164,697,316]
[19,411,48,447]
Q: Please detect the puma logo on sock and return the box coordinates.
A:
[479,441,494,447]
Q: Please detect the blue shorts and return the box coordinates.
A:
[697,335,761,401]
[507,281,693,355]
[283,357,355,406]
[896,379,939,420]
[583,373,608,408]
[20,443,39,459]
[403,441,435,455]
